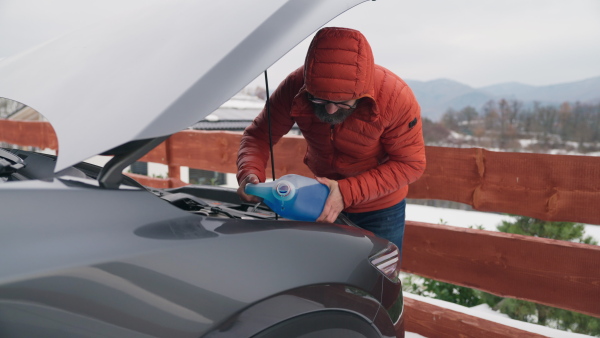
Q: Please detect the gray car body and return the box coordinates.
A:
[0,169,400,337]
[0,0,403,336]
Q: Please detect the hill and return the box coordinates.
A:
[406,76,600,121]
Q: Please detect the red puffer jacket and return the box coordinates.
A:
[237,27,426,213]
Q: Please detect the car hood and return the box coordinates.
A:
[0,0,366,173]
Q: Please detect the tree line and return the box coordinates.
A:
[423,99,600,153]
[0,97,24,119]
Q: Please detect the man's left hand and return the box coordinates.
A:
[315,177,344,223]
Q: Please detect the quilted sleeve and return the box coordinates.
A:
[236,69,301,183]
[338,83,426,208]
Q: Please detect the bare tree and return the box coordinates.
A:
[459,106,478,134]
[0,98,25,119]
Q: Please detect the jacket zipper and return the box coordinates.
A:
[330,124,334,141]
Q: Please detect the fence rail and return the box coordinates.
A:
[2,120,599,336]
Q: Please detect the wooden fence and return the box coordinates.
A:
[2,120,599,337]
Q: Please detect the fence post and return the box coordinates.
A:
[165,137,182,188]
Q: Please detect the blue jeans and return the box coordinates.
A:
[343,199,406,259]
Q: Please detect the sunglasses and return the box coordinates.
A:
[307,93,358,110]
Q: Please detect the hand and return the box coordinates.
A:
[237,174,262,203]
[315,176,345,223]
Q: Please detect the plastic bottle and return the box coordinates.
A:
[245,174,330,221]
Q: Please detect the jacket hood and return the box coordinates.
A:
[303,27,375,101]
[0,1,368,174]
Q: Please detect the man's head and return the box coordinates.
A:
[303,27,375,103]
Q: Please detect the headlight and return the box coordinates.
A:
[369,243,401,283]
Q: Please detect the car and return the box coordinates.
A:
[0,1,404,337]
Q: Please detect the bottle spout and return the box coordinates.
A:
[244,183,271,199]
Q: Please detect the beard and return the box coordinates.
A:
[313,104,356,125]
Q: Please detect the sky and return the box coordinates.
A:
[0,0,599,90]
[257,0,600,89]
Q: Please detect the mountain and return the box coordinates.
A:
[406,76,600,121]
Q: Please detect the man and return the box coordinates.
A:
[236,27,425,255]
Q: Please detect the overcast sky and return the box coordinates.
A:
[1,0,599,89]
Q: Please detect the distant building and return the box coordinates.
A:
[6,106,44,121]
[191,93,300,134]
[0,101,51,152]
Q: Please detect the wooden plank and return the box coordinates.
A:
[124,173,186,189]
[409,146,600,225]
[402,221,600,318]
[160,133,600,225]
[403,297,548,338]
[0,119,57,149]
[163,130,312,179]
[265,134,312,178]
[3,122,599,225]
[125,173,170,189]
[138,140,168,164]
[166,130,241,173]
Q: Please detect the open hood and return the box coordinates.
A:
[0,0,366,175]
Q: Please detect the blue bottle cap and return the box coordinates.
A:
[274,180,295,201]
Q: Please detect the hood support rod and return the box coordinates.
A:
[264,70,276,182]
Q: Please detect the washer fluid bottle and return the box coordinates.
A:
[245,174,330,221]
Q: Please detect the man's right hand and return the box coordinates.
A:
[237,174,262,203]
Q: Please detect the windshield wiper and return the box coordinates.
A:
[0,148,26,177]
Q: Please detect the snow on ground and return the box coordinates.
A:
[406,203,600,243]
[404,204,598,337]
[404,293,593,338]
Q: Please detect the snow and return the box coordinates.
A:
[406,204,600,243]
[405,331,426,338]
[404,293,593,338]
[219,93,265,109]
[404,204,599,337]
[518,138,537,148]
